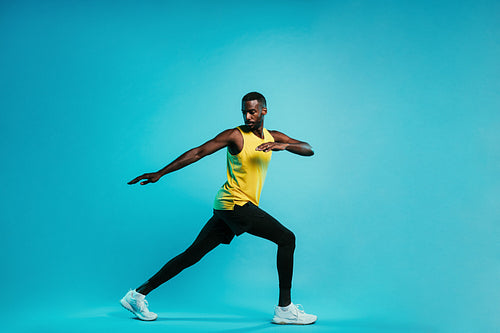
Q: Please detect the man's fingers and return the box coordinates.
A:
[128,177,142,184]
[128,174,150,185]
[140,180,150,185]
[256,142,272,151]
[256,145,272,152]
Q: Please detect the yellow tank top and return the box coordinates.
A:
[213,126,274,210]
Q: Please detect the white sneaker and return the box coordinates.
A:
[272,303,317,325]
[120,289,158,321]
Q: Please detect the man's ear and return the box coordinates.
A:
[261,107,268,116]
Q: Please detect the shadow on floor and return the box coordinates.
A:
[105,308,437,332]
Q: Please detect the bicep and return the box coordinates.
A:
[196,129,235,157]
[269,130,305,144]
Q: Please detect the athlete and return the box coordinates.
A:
[120,92,317,325]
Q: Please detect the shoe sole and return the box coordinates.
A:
[272,317,317,325]
[120,298,157,321]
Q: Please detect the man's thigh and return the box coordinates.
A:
[195,213,236,245]
[223,202,292,244]
[245,205,292,243]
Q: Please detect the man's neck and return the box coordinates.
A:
[252,123,264,139]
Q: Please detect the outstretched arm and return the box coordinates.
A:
[128,129,237,185]
[256,130,314,156]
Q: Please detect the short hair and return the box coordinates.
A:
[242,92,266,108]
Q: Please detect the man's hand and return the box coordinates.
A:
[256,142,288,152]
[128,172,162,185]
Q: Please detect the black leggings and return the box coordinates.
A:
[136,203,296,295]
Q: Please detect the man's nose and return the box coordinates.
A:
[245,113,251,121]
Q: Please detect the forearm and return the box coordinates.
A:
[157,148,203,176]
[285,142,314,156]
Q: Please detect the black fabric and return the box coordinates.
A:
[138,202,295,294]
[215,202,268,236]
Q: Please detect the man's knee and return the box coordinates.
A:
[179,247,203,267]
[279,229,296,248]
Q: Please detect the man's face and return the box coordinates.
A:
[242,100,267,130]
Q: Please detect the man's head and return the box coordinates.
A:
[241,92,267,130]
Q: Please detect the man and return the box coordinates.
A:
[120,92,317,325]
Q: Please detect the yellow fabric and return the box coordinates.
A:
[214,126,274,210]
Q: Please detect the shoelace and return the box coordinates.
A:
[288,303,307,319]
[142,300,150,312]
[137,299,150,313]
[295,304,305,313]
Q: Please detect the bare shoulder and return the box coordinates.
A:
[227,127,243,141]
[219,127,243,154]
[214,127,240,140]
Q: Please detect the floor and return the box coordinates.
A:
[7,303,437,333]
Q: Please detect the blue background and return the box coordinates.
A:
[1,1,499,332]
